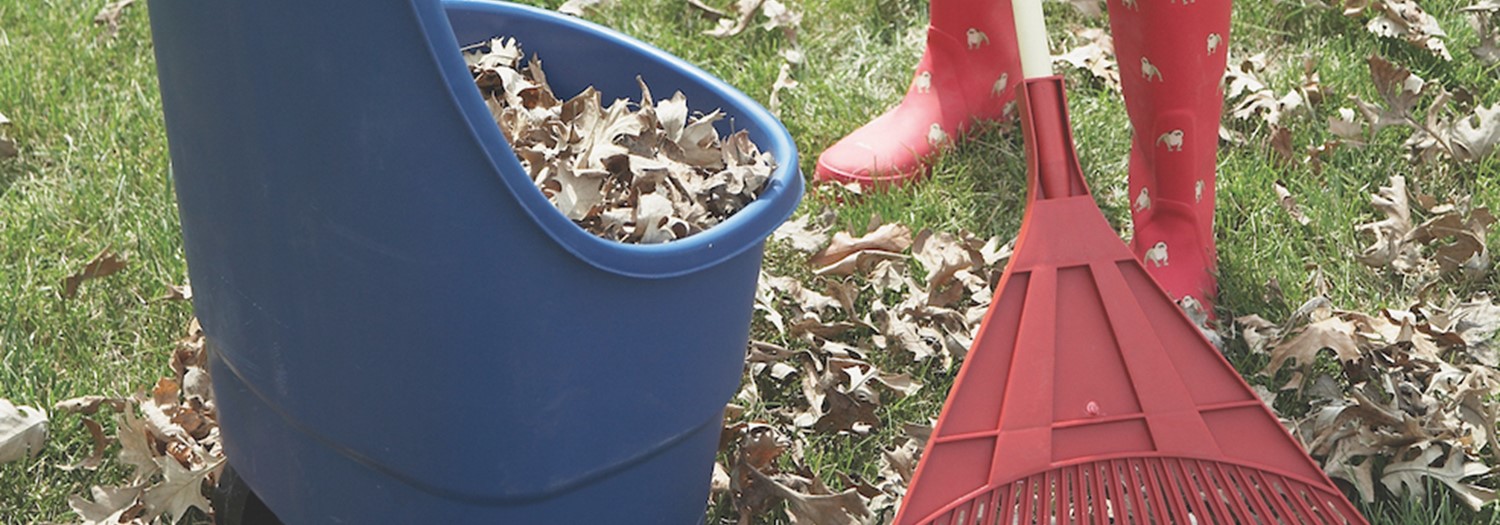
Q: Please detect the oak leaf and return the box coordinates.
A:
[0,398,47,464]
[0,110,14,158]
[1265,316,1362,378]
[142,456,222,522]
[69,485,145,525]
[62,249,128,299]
[1381,445,1495,510]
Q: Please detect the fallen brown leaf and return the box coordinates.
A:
[141,456,221,523]
[1053,27,1118,92]
[1265,316,1362,381]
[93,0,137,39]
[749,467,871,525]
[61,249,128,299]
[771,215,829,253]
[557,0,612,16]
[58,417,110,472]
[1274,181,1312,225]
[69,485,145,525]
[1363,0,1453,60]
[1382,445,1494,510]
[0,111,15,158]
[705,0,766,38]
[54,395,129,416]
[811,223,913,268]
[1356,175,1418,271]
[0,398,47,464]
[1354,55,1427,135]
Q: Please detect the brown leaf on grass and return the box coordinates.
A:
[1329,107,1368,142]
[1265,316,1362,380]
[1223,53,1270,100]
[1427,294,1500,364]
[911,229,978,290]
[58,417,110,472]
[93,0,136,39]
[142,455,221,523]
[748,467,871,525]
[1274,182,1312,225]
[1356,175,1418,271]
[154,282,192,302]
[1408,205,1495,276]
[1053,28,1119,92]
[62,249,128,299]
[1269,126,1296,166]
[758,0,802,42]
[1364,0,1452,60]
[69,485,145,525]
[54,396,129,416]
[1236,314,1282,354]
[811,223,913,268]
[725,422,793,520]
[557,0,613,16]
[771,215,829,253]
[116,407,158,483]
[1301,58,1327,106]
[1354,55,1427,135]
[1452,103,1500,161]
[813,250,905,276]
[0,111,15,158]
[705,0,766,38]
[1466,4,1500,64]
[768,62,799,117]
[1402,88,1456,164]
[0,398,47,464]
[1381,445,1495,510]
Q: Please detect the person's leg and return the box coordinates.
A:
[815,0,1022,188]
[1109,0,1231,315]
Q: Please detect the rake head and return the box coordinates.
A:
[891,77,1369,525]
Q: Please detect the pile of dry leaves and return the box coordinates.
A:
[1239,293,1500,510]
[51,319,224,525]
[714,213,1012,523]
[464,38,776,244]
[1233,175,1499,511]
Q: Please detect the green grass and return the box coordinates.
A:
[0,0,193,521]
[0,0,1496,523]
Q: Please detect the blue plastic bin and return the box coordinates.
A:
[147,0,802,522]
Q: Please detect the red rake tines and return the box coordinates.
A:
[890,78,1369,525]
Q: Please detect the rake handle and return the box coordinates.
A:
[1012,0,1084,200]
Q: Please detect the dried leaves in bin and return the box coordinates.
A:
[463,38,775,244]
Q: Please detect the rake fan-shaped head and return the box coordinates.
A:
[891,78,1368,525]
[920,458,1364,525]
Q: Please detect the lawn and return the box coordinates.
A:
[1,0,1497,523]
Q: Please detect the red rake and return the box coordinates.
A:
[890,2,1370,524]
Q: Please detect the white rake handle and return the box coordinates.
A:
[1012,0,1053,79]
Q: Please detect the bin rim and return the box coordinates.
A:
[418,0,803,280]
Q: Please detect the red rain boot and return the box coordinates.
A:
[814,0,1022,188]
[1110,0,1230,316]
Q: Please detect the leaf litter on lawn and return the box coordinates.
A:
[720,212,1012,523]
[1238,292,1500,510]
[55,318,224,525]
